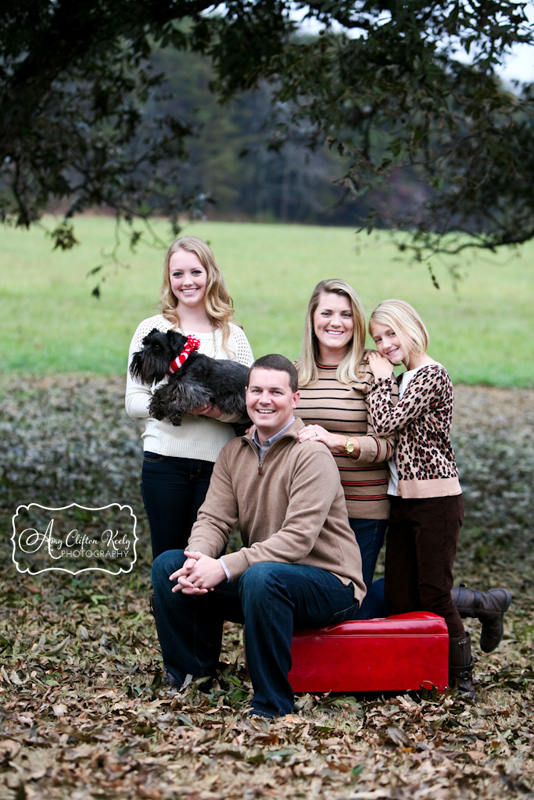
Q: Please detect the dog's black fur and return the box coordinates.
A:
[130,328,250,427]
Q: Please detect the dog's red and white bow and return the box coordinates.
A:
[168,335,201,375]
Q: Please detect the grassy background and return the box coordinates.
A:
[1,217,533,796]
[1,215,532,386]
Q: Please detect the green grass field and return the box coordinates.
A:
[1,215,532,386]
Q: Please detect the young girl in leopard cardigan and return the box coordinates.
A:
[366,299,476,695]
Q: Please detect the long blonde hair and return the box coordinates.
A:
[369,299,429,368]
[160,236,238,355]
[297,279,366,386]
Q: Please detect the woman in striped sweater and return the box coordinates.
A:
[294,279,396,617]
[293,282,511,654]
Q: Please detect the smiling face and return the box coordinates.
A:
[168,249,208,310]
[246,368,300,443]
[369,320,407,365]
[312,291,354,363]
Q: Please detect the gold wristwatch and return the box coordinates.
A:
[344,435,355,455]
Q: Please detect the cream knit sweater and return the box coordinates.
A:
[125,314,254,463]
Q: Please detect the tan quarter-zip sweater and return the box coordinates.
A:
[188,418,366,603]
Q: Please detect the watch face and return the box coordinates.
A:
[346,441,355,453]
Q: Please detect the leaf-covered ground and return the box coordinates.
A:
[1,376,533,800]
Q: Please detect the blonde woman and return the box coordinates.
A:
[126,236,253,559]
[295,279,396,617]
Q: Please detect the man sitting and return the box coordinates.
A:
[152,354,365,718]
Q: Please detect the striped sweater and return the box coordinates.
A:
[295,363,396,520]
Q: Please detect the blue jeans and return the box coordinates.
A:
[152,551,360,718]
[141,453,214,558]
[349,518,388,619]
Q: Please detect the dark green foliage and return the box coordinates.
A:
[249,3,534,255]
[1,1,533,256]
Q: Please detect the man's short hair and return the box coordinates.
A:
[248,354,299,393]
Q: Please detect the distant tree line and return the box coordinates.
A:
[149,45,369,226]
[2,1,533,262]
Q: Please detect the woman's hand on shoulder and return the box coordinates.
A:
[297,424,345,453]
[362,347,377,362]
[367,351,395,379]
[189,403,223,419]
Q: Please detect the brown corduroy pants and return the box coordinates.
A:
[384,494,466,639]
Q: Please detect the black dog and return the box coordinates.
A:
[130,328,250,427]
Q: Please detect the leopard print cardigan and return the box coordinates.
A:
[366,364,462,499]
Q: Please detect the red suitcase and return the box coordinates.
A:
[288,612,449,693]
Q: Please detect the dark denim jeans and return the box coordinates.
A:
[141,453,214,558]
[349,517,387,619]
[152,550,360,718]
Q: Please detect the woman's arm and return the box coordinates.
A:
[296,365,395,460]
[353,363,396,463]
[297,424,354,454]
[355,407,396,463]
[124,317,171,419]
[230,325,254,367]
[125,359,154,419]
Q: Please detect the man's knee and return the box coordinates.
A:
[152,549,187,587]
[239,562,295,606]
[240,562,273,589]
[239,562,278,596]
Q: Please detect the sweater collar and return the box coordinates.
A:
[243,417,304,447]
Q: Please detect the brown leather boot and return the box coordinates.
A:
[449,633,476,699]
[451,585,511,653]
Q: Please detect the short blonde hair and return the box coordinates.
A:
[160,236,238,355]
[297,279,366,386]
[369,299,429,366]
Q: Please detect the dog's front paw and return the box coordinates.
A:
[149,395,166,421]
[167,409,183,426]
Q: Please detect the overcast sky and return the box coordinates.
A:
[500,2,534,84]
[294,4,533,86]
[500,45,533,83]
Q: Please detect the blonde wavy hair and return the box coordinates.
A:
[160,236,238,356]
[369,299,429,367]
[297,279,367,386]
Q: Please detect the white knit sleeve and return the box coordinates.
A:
[124,316,172,419]
[229,324,254,366]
